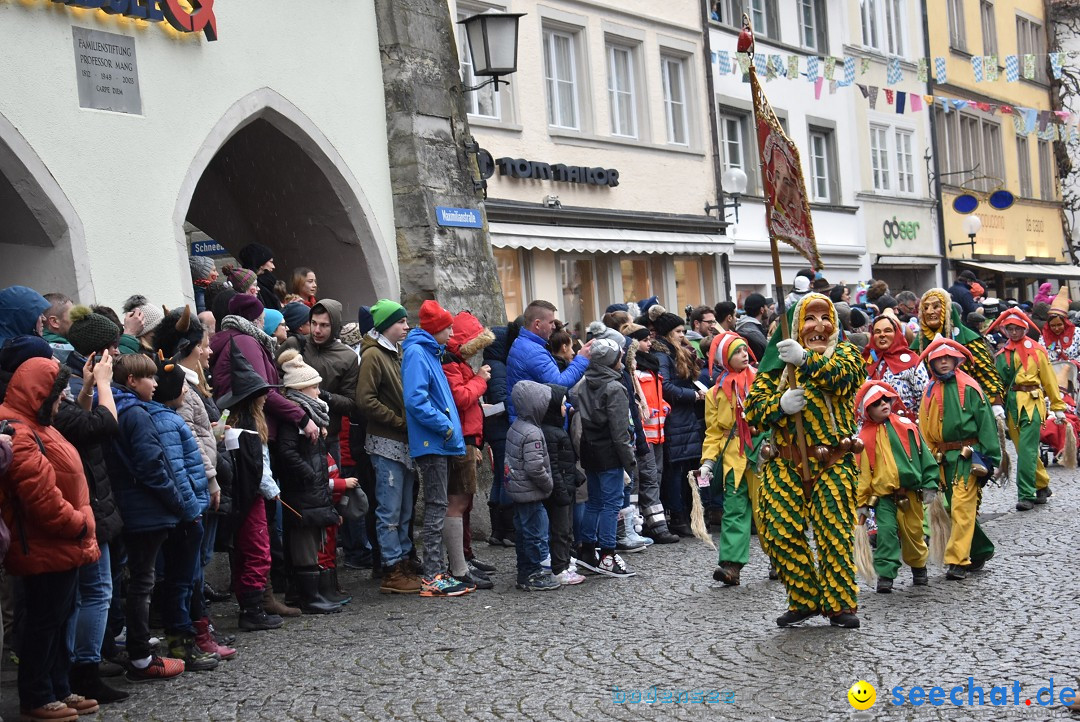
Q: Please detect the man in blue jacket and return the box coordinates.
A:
[402,300,470,598]
[506,300,592,420]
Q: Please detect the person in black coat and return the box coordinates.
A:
[948,271,979,320]
[483,324,516,546]
[540,384,584,583]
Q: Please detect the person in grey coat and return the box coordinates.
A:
[505,380,559,591]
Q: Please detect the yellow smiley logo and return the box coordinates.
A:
[848,680,876,710]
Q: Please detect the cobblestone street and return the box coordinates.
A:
[3,463,1078,721]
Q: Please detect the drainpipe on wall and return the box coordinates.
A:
[923,0,950,288]
[699,1,731,301]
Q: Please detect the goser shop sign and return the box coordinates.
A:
[883,217,920,248]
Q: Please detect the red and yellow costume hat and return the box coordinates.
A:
[855,379,919,467]
[854,379,900,421]
[986,307,1039,336]
[920,336,972,366]
[987,308,1046,366]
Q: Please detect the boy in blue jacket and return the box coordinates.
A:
[402,301,470,598]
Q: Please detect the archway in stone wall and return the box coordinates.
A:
[175,89,395,317]
[0,112,91,300]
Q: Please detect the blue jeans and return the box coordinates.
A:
[487,437,510,507]
[201,515,218,568]
[573,502,586,545]
[581,468,625,550]
[513,501,549,583]
[65,543,112,664]
[372,454,416,567]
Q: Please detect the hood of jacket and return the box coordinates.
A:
[361,330,399,358]
[111,384,145,416]
[511,379,551,425]
[310,299,343,349]
[0,286,49,342]
[484,326,509,364]
[542,383,567,426]
[584,363,623,390]
[3,356,61,421]
[735,314,763,333]
[401,328,442,358]
[446,312,493,359]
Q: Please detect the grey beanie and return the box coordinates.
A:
[590,338,622,368]
[189,256,215,280]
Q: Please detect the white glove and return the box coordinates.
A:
[922,489,938,506]
[1055,410,1067,425]
[777,339,807,366]
[697,465,713,484]
[992,404,1005,421]
[780,388,806,415]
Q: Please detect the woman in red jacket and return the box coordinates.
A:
[0,356,100,722]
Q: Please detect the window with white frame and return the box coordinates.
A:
[661,55,689,146]
[457,9,500,119]
[895,129,915,193]
[980,0,998,57]
[1016,15,1046,83]
[716,1,779,39]
[607,43,637,138]
[933,108,1005,192]
[861,0,904,54]
[947,0,967,51]
[1038,139,1055,201]
[808,127,836,203]
[719,108,758,191]
[870,125,891,191]
[798,0,828,52]
[543,28,580,129]
[1016,136,1033,197]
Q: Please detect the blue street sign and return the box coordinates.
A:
[435,206,483,228]
[190,240,228,257]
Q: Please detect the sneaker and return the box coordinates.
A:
[125,655,185,682]
[829,612,860,629]
[946,564,968,580]
[420,573,471,597]
[516,571,560,591]
[595,552,636,578]
[775,609,817,627]
[540,556,552,571]
[166,635,219,672]
[553,569,585,586]
[466,556,497,573]
[466,563,491,582]
[615,536,647,553]
[574,545,601,574]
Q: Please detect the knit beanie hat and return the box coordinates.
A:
[189,256,215,281]
[340,322,363,348]
[357,306,374,335]
[590,338,622,368]
[585,320,624,345]
[619,322,650,341]
[652,312,685,339]
[122,295,165,337]
[238,243,274,272]
[227,266,257,294]
[282,302,311,332]
[371,299,407,334]
[419,300,453,334]
[279,348,322,389]
[263,309,285,336]
[153,352,187,404]
[66,305,121,357]
[228,293,264,322]
[0,335,53,373]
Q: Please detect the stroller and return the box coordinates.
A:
[1040,361,1080,467]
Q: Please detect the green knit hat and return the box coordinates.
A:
[67,305,121,356]
[371,299,407,334]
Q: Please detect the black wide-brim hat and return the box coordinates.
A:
[216,338,273,410]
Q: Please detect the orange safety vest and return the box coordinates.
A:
[636,369,669,445]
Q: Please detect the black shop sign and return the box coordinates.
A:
[477,150,619,187]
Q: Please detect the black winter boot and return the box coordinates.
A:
[669,513,693,538]
[296,570,342,614]
[499,505,516,546]
[487,503,504,546]
[319,567,352,605]
[238,591,284,631]
[70,662,129,703]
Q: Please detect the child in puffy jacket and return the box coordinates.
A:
[540,383,585,586]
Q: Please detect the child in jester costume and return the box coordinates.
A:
[698,332,759,587]
[918,337,1001,581]
[987,308,1067,511]
[917,288,1004,421]
[853,380,938,593]
[745,293,864,629]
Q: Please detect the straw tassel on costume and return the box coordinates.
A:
[994,418,1011,484]
[687,470,717,550]
[853,519,877,588]
[1065,423,1077,470]
[927,494,951,568]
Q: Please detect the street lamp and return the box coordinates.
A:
[949,214,981,253]
[458,11,526,92]
[706,167,748,223]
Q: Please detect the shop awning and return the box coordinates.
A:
[874,255,942,268]
[488,222,733,255]
[958,260,1080,279]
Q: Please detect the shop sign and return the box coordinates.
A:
[53,0,218,41]
[882,216,920,248]
[72,27,142,114]
[435,206,483,229]
[190,239,228,257]
[494,156,620,187]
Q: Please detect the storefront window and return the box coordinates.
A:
[494,248,525,322]
[674,257,704,311]
[559,256,596,338]
[621,258,652,303]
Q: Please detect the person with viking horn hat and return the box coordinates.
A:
[853,380,938,593]
[916,288,1004,421]
[863,315,928,419]
[698,333,758,586]
[745,293,864,628]
[918,337,1000,581]
[1041,288,1080,363]
[987,308,1067,510]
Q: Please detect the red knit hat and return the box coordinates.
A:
[419,299,453,334]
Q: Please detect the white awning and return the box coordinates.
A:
[726,239,866,271]
[959,260,1080,279]
[489,222,733,255]
[875,255,942,267]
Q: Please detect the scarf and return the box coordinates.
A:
[284,387,331,429]
[194,277,212,289]
[635,348,660,373]
[863,316,919,377]
[1042,317,1076,353]
[221,314,277,358]
[858,415,920,471]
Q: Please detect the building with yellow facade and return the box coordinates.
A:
[928,0,1079,299]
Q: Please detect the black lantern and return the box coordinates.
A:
[458,12,526,91]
